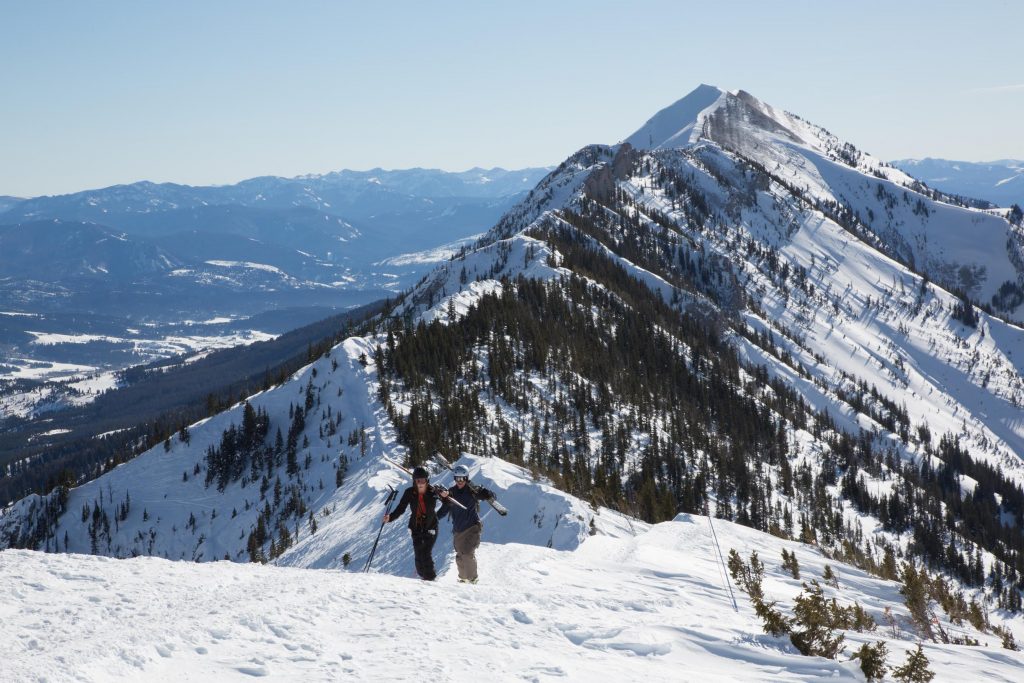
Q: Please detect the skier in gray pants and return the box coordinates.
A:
[438,464,494,583]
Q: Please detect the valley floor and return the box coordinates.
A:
[2,515,1022,682]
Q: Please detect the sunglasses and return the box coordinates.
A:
[454,476,468,482]
[414,478,428,483]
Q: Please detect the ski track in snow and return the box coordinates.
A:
[5,514,1022,682]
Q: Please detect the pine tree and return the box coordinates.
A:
[753,597,791,637]
[993,625,1018,651]
[781,548,800,579]
[854,641,888,682]
[789,580,845,659]
[848,602,876,632]
[823,563,838,587]
[892,644,934,683]
[900,564,934,639]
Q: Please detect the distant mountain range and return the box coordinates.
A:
[0,167,551,411]
[0,166,552,298]
[892,158,1024,208]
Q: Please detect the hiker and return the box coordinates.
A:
[438,464,494,583]
[383,466,443,580]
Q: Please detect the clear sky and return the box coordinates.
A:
[2,0,1022,197]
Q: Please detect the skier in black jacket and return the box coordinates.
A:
[383,466,444,580]
[438,464,494,583]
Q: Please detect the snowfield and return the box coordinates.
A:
[3,514,1022,682]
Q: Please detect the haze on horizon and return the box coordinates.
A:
[2,0,1022,198]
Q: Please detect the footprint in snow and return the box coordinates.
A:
[519,665,567,680]
[511,608,533,624]
[235,665,269,677]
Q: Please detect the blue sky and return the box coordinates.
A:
[2,0,1022,197]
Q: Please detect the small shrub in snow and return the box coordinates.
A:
[892,643,934,683]
[853,640,888,682]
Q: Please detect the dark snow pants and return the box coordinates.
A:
[411,527,438,580]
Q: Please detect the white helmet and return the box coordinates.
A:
[452,464,470,479]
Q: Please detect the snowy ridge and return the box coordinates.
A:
[2,514,1022,681]
[487,145,613,242]
[626,86,915,186]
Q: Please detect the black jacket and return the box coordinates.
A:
[387,486,444,531]
[440,483,493,533]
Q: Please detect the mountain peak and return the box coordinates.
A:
[622,84,726,150]
[622,84,814,154]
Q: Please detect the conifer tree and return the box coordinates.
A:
[781,548,800,579]
[892,644,934,683]
[789,580,845,659]
[854,641,888,682]
[823,563,838,587]
[900,564,934,640]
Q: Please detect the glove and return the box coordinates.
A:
[479,488,494,500]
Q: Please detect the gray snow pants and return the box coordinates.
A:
[453,522,482,580]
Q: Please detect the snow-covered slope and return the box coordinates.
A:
[3,514,1021,682]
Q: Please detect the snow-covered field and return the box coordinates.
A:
[375,234,483,267]
[3,514,1022,682]
[0,329,277,420]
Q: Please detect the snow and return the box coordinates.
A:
[94,428,131,439]
[205,261,288,276]
[624,84,726,150]
[1,327,274,419]
[26,331,124,346]
[375,234,483,267]
[0,358,96,381]
[3,513,1021,682]
[67,371,121,400]
[0,367,121,420]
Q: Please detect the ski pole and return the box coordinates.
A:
[364,485,397,572]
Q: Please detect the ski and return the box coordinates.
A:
[433,453,509,516]
[382,455,468,510]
